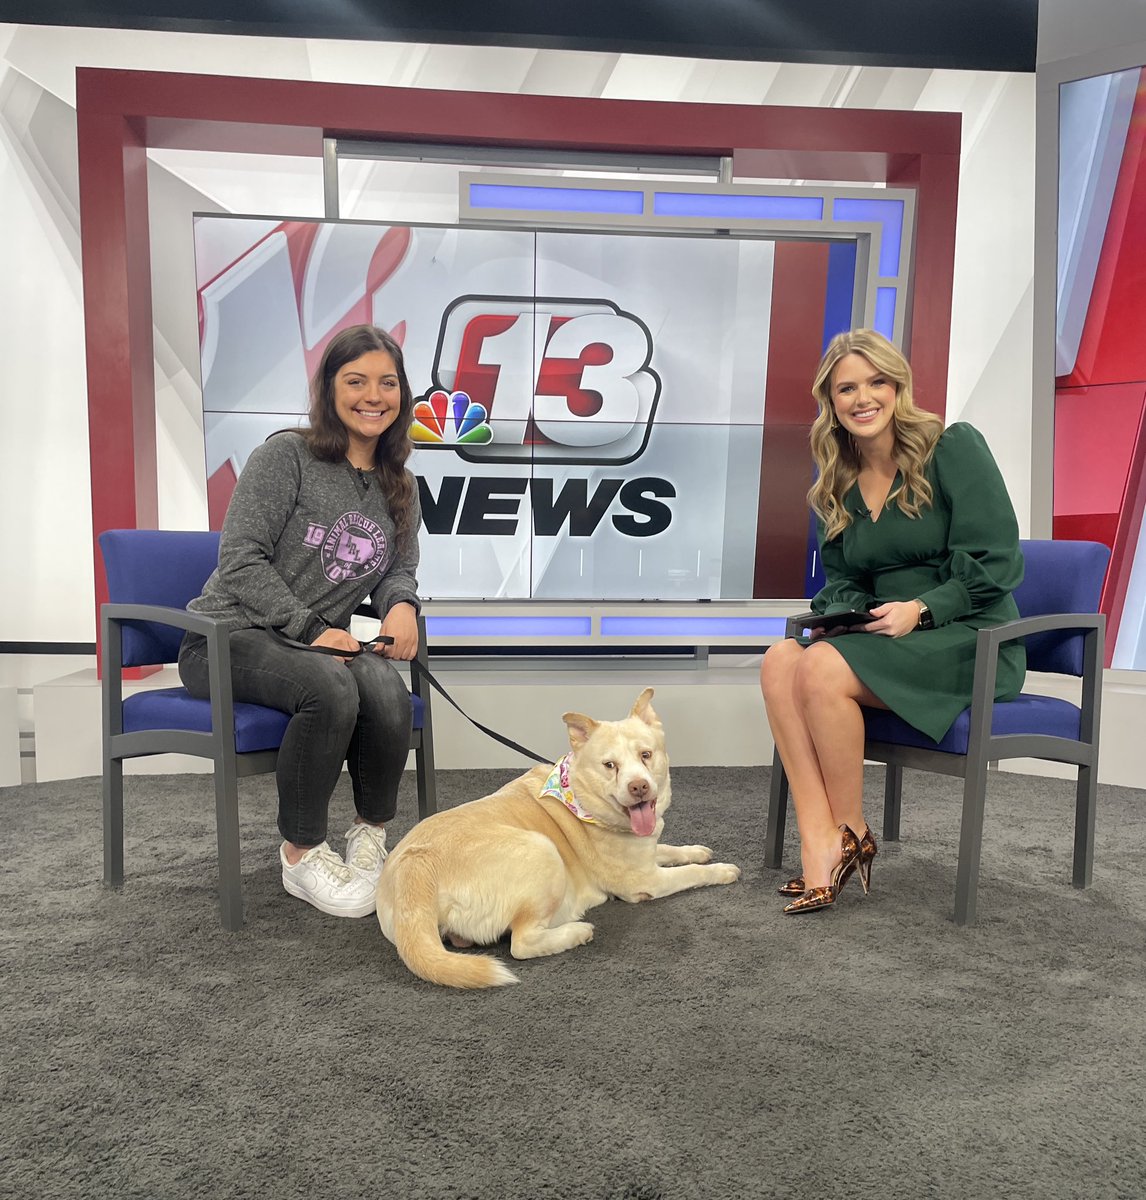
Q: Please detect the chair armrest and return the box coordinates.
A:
[970,611,1105,693]
[964,610,1105,756]
[971,611,1104,653]
[102,601,231,641]
[100,604,239,743]
[101,602,235,683]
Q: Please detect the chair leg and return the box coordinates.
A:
[764,750,789,869]
[953,752,991,926]
[882,765,903,842]
[213,762,244,932]
[103,757,124,888]
[1072,764,1097,889]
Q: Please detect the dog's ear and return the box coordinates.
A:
[630,688,661,729]
[563,711,599,748]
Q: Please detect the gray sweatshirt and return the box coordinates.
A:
[188,432,421,640]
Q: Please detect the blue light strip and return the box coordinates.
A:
[426,615,593,638]
[822,241,859,346]
[654,192,824,221]
[874,287,897,339]
[469,183,644,215]
[600,616,787,638]
[831,197,904,275]
[464,178,911,360]
[424,615,787,639]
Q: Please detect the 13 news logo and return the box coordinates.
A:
[412,295,662,465]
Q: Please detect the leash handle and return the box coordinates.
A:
[266,627,551,764]
[267,627,394,657]
[408,658,551,764]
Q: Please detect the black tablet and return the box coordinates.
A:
[802,610,876,632]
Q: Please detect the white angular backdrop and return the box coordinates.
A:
[0,21,1035,641]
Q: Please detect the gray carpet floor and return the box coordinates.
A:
[2,764,1145,1200]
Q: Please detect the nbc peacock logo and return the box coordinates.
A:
[411,389,493,446]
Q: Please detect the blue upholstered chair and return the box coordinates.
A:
[99,529,436,930]
[764,539,1110,925]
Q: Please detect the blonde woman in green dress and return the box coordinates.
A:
[760,329,1025,914]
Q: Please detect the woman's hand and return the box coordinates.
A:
[864,600,923,638]
[377,602,419,661]
[311,626,362,663]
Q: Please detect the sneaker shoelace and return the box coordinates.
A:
[346,824,387,871]
[302,842,355,885]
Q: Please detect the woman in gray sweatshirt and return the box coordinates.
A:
[179,324,422,919]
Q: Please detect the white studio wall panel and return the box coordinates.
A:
[940,71,1036,532]
[0,21,1036,641]
[0,57,92,642]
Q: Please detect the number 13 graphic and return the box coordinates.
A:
[476,312,649,446]
[434,296,662,464]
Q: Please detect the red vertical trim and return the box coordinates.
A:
[753,242,830,597]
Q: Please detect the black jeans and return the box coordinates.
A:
[178,629,413,846]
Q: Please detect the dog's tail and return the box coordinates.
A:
[389,847,519,989]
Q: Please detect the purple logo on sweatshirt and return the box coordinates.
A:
[320,512,388,583]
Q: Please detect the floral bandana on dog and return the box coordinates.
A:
[538,753,601,825]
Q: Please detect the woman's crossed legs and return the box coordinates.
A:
[760,639,886,890]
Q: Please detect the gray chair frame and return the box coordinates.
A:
[764,609,1105,925]
[101,604,436,931]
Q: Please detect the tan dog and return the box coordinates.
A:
[376,688,740,988]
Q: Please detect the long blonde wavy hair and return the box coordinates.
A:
[808,329,944,540]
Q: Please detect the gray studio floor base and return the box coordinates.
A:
[3,765,1144,1200]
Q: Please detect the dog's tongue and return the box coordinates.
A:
[628,799,657,837]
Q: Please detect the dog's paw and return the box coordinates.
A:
[655,843,713,865]
[510,920,594,959]
[568,921,595,946]
[712,863,741,884]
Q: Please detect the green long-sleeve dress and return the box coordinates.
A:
[807,422,1026,742]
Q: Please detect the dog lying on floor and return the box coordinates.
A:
[376,688,741,989]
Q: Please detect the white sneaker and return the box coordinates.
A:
[344,822,388,884]
[280,842,377,918]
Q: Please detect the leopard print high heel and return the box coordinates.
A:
[782,824,861,914]
[777,826,877,896]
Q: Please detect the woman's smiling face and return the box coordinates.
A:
[830,352,898,449]
[333,349,402,453]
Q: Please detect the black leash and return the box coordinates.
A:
[268,628,394,656]
[407,658,550,765]
[267,627,551,764]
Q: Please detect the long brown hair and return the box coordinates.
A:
[808,329,944,540]
[303,324,418,552]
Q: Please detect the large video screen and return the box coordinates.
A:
[194,217,845,600]
[1055,68,1146,668]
